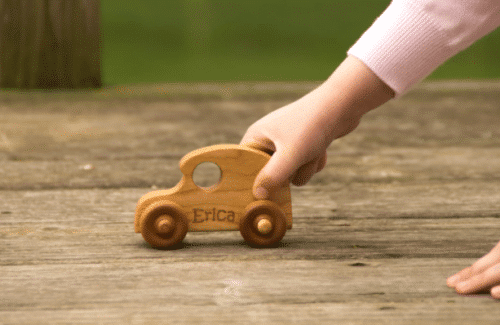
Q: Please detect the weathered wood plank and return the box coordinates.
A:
[1,187,499,266]
[1,258,499,325]
[0,82,499,190]
[1,82,500,324]
[2,147,500,190]
[11,186,500,324]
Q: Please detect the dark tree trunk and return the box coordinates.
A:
[0,0,101,89]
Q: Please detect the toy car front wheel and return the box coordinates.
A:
[140,201,188,248]
[239,200,286,247]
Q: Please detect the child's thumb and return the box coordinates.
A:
[253,150,295,200]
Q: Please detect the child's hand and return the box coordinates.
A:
[447,241,500,298]
[241,56,394,200]
[240,91,349,200]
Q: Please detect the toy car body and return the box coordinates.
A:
[134,144,292,248]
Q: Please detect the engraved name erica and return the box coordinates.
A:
[192,208,236,223]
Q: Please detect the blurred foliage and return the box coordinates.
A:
[101,0,500,85]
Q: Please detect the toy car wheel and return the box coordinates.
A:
[140,201,188,248]
[240,200,286,247]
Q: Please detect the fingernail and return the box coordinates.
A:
[255,187,269,200]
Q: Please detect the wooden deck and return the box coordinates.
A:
[1,81,500,324]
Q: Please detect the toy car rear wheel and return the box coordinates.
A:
[240,200,286,247]
[140,201,188,248]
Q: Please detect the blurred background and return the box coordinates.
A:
[101,0,500,86]
[1,0,498,89]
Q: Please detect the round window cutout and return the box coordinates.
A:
[192,162,222,189]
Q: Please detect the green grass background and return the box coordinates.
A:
[101,0,500,85]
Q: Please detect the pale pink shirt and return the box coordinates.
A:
[348,0,500,96]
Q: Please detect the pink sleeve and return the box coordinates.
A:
[347,0,500,96]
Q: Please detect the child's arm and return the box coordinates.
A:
[347,0,500,96]
[243,0,500,199]
[240,55,394,200]
[241,0,500,298]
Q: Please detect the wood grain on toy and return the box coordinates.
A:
[134,144,292,234]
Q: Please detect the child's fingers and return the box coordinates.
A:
[447,267,473,288]
[448,241,500,288]
[291,153,327,186]
[241,136,303,199]
[241,137,275,156]
[454,263,500,295]
[253,148,298,200]
[473,241,500,268]
[291,159,318,186]
[316,153,327,173]
[491,285,500,299]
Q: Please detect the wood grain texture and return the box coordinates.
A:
[0,0,101,88]
[134,144,292,235]
[1,81,500,324]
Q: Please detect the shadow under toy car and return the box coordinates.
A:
[134,144,292,248]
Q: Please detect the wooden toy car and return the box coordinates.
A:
[134,144,292,248]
